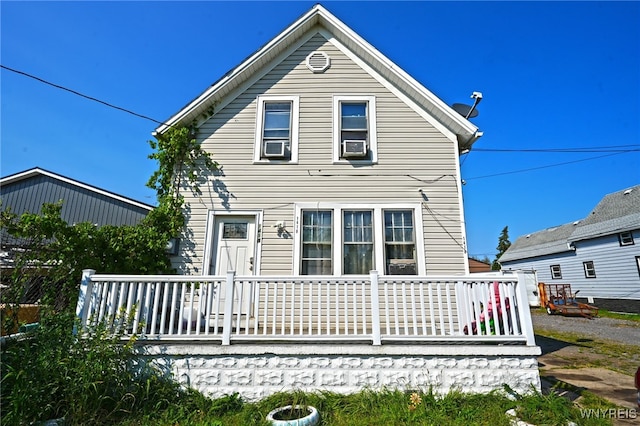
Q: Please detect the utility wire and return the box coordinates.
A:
[4,64,638,182]
[465,151,635,180]
[471,145,640,153]
[1,64,167,126]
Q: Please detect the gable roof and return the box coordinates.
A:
[498,222,578,263]
[155,4,482,150]
[0,167,153,224]
[499,184,640,263]
[569,184,640,242]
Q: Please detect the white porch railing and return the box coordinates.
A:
[75,270,536,346]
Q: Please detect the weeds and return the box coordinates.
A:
[0,311,194,425]
[2,308,622,425]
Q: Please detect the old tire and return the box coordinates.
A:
[266,405,319,426]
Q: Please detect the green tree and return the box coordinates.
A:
[0,126,216,321]
[491,226,511,270]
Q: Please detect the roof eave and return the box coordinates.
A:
[154,6,321,135]
[155,4,481,143]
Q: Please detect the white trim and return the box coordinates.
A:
[0,168,153,211]
[202,210,264,276]
[155,5,480,147]
[452,142,469,274]
[323,30,459,143]
[293,202,425,276]
[191,30,318,130]
[306,50,331,73]
[253,95,300,164]
[332,95,377,163]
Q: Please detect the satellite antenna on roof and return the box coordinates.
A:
[452,91,482,119]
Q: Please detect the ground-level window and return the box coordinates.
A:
[384,210,417,275]
[618,231,634,246]
[550,264,562,279]
[583,261,596,278]
[295,204,423,275]
[301,210,332,275]
[343,210,374,274]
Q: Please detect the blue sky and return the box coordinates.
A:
[2,1,639,260]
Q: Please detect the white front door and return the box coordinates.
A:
[211,216,256,276]
[209,215,257,328]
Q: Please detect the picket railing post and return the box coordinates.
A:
[514,271,536,346]
[74,269,96,335]
[222,271,235,345]
[370,270,381,345]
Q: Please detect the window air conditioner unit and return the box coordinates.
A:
[388,259,417,275]
[263,140,286,158]
[342,140,367,158]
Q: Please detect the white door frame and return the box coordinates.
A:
[202,210,263,276]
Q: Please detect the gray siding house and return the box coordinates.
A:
[499,185,640,313]
[1,167,153,268]
[157,4,483,278]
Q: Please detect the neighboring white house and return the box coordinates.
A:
[155,4,483,279]
[499,184,640,313]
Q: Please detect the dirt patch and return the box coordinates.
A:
[533,312,640,425]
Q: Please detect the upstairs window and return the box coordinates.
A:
[619,231,634,246]
[254,96,299,162]
[333,95,377,163]
[550,264,562,279]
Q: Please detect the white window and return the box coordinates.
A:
[343,210,374,274]
[583,261,596,278]
[333,95,377,163]
[384,210,417,275]
[619,231,634,246]
[301,210,333,275]
[550,264,562,279]
[254,95,299,162]
[294,204,423,276]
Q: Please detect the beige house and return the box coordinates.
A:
[76,5,541,401]
[157,4,483,278]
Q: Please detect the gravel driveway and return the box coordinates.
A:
[530,310,640,347]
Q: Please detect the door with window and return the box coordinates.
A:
[211,216,256,275]
[209,216,257,326]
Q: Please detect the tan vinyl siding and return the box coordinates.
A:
[176,32,465,276]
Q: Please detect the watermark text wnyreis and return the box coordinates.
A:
[580,408,637,419]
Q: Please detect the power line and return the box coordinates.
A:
[4,63,638,182]
[471,145,640,153]
[1,64,166,126]
[465,151,635,180]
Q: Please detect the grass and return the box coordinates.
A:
[116,387,617,426]
[597,310,640,322]
[3,307,635,425]
[532,309,640,375]
[531,306,640,322]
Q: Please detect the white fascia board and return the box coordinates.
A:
[154,7,321,135]
[314,7,479,140]
[323,30,457,143]
[155,3,480,143]
[1,168,153,211]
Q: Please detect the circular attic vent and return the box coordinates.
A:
[306,51,330,73]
